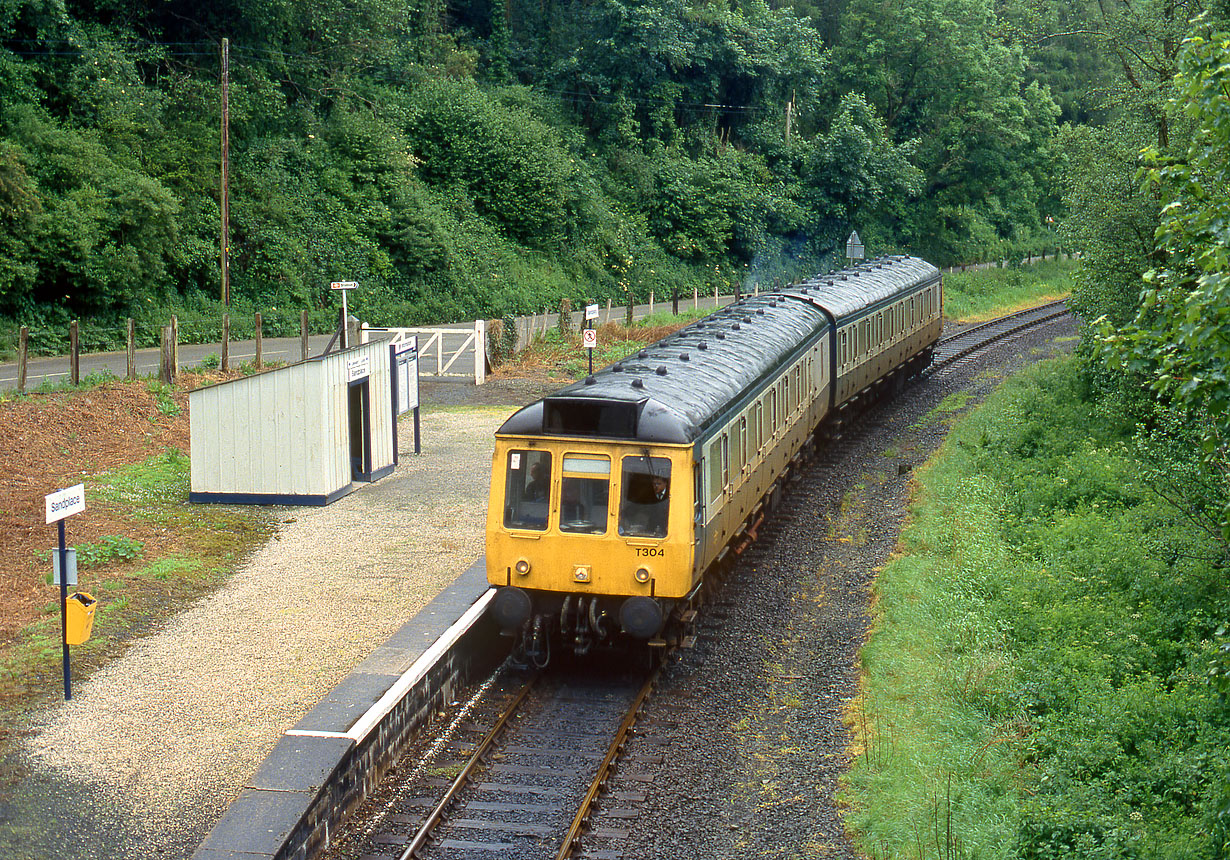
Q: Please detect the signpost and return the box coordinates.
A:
[46,484,86,700]
[583,304,599,375]
[330,280,358,348]
[846,231,864,263]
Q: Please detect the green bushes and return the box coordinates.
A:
[848,358,1230,859]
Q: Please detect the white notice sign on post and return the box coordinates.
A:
[582,328,598,348]
[45,484,86,524]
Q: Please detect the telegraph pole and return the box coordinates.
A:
[220,37,231,306]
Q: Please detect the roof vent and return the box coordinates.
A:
[612,364,623,373]
[826,280,834,286]
[639,350,649,359]
[656,366,668,376]
[631,378,644,389]
[731,323,740,331]
[716,332,726,340]
[742,316,751,323]
[679,353,690,361]
[756,309,765,315]
[801,288,809,294]
[698,342,708,350]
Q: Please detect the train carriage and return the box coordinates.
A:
[485,256,941,662]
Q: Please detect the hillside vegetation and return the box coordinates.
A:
[3,0,1095,352]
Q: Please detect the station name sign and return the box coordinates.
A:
[46,484,86,524]
[348,354,371,382]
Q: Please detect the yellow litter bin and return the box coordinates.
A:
[65,592,97,645]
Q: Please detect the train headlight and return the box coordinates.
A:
[634,567,651,583]
[514,559,531,575]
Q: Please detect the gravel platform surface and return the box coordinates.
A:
[0,378,556,860]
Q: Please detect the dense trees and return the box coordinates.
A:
[0,0,1082,332]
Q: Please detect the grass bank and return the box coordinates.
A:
[942,259,1075,323]
[846,357,1230,859]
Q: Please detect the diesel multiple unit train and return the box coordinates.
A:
[485,255,942,662]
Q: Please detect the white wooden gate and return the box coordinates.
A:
[360,320,486,384]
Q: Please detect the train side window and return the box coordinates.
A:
[730,419,743,481]
[503,449,551,531]
[739,416,748,469]
[559,454,610,535]
[707,439,723,505]
[754,402,763,452]
[619,455,671,538]
[722,433,730,487]
[793,367,801,411]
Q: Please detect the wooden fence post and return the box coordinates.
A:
[254,312,263,370]
[221,313,230,371]
[170,315,179,377]
[69,320,79,385]
[126,319,136,380]
[17,326,27,393]
[300,310,309,361]
[159,326,174,384]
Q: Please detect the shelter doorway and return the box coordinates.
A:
[348,379,372,481]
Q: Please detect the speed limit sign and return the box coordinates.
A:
[582,328,598,348]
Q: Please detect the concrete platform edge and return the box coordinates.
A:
[191,556,509,860]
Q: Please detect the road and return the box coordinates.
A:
[0,292,739,393]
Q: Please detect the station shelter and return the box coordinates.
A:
[189,342,398,505]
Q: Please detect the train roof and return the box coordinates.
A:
[496,255,938,445]
[791,255,941,321]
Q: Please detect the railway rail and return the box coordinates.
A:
[930,299,1070,374]
[338,656,667,860]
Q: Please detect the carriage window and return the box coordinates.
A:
[504,450,551,530]
[619,456,672,538]
[708,439,724,505]
[559,454,610,535]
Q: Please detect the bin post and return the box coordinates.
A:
[58,519,71,700]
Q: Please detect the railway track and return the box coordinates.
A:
[337,657,665,860]
[930,299,1070,374]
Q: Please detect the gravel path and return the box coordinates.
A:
[0,379,556,860]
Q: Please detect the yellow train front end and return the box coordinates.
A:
[486,434,696,658]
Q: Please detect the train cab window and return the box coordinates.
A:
[619,456,672,538]
[559,454,610,535]
[504,450,552,530]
